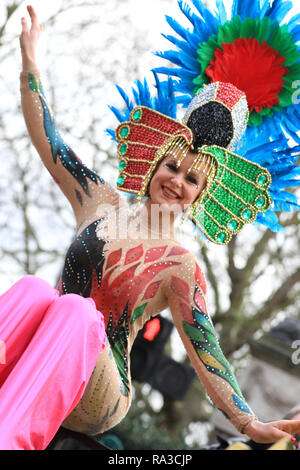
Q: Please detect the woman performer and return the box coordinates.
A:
[0,4,299,450]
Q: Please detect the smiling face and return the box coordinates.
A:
[147,150,208,212]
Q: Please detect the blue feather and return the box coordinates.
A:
[215,0,227,24]
[260,0,273,19]
[191,0,219,29]
[290,25,300,40]
[166,13,203,50]
[231,0,259,20]
[108,105,127,123]
[265,0,293,24]
[105,128,116,141]
[153,66,197,82]
[153,63,181,77]
[165,15,191,41]
[156,50,187,67]
[287,13,300,32]
[132,87,141,106]
[256,211,285,232]
[115,85,134,111]
[107,72,179,138]
[160,33,195,55]
[178,0,197,25]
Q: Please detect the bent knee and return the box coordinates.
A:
[17,275,51,292]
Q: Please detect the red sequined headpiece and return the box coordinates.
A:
[116,82,249,201]
[116,106,193,199]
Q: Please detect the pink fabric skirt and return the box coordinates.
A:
[0,275,106,450]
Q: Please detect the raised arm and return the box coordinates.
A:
[164,252,300,444]
[19,6,120,227]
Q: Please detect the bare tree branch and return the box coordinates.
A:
[0,2,21,43]
[241,229,275,285]
[255,267,300,323]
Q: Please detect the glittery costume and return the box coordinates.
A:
[15,69,258,438]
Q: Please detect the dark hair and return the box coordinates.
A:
[187,102,234,150]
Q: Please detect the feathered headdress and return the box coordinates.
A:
[108,0,300,244]
[154,0,300,230]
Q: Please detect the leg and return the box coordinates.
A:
[0,275,59,387]
[62,339,132,436]
[0,293,106,450]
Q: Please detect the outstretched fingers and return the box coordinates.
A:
[21,17,29,33]
[26,5,41,31]
[276,419,300,435]
[21,5,43,37]
[270,420,300,442]
[245,419,300,444]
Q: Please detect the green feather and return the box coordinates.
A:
[279,89,293,107]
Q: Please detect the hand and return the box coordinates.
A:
[19,5,43,69]
[244,419,300,444]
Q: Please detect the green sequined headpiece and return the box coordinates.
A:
[182,145,272,244]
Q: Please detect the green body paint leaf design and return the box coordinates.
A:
[131,303,148,324]
[28,73,40,93]
[106,305,131,397]
[183,306,245,400]
[183,321,206,343]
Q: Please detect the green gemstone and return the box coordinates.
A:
[228,220,238,231]
[256,196,265,208]
[242,209,253,221]
[120,144,127,155]
[133,109,141,121]
[117,176,125,186]
[258,174,267,186]
[120,126,129,138]
[216,232,226,243]
[119,160,126,170]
